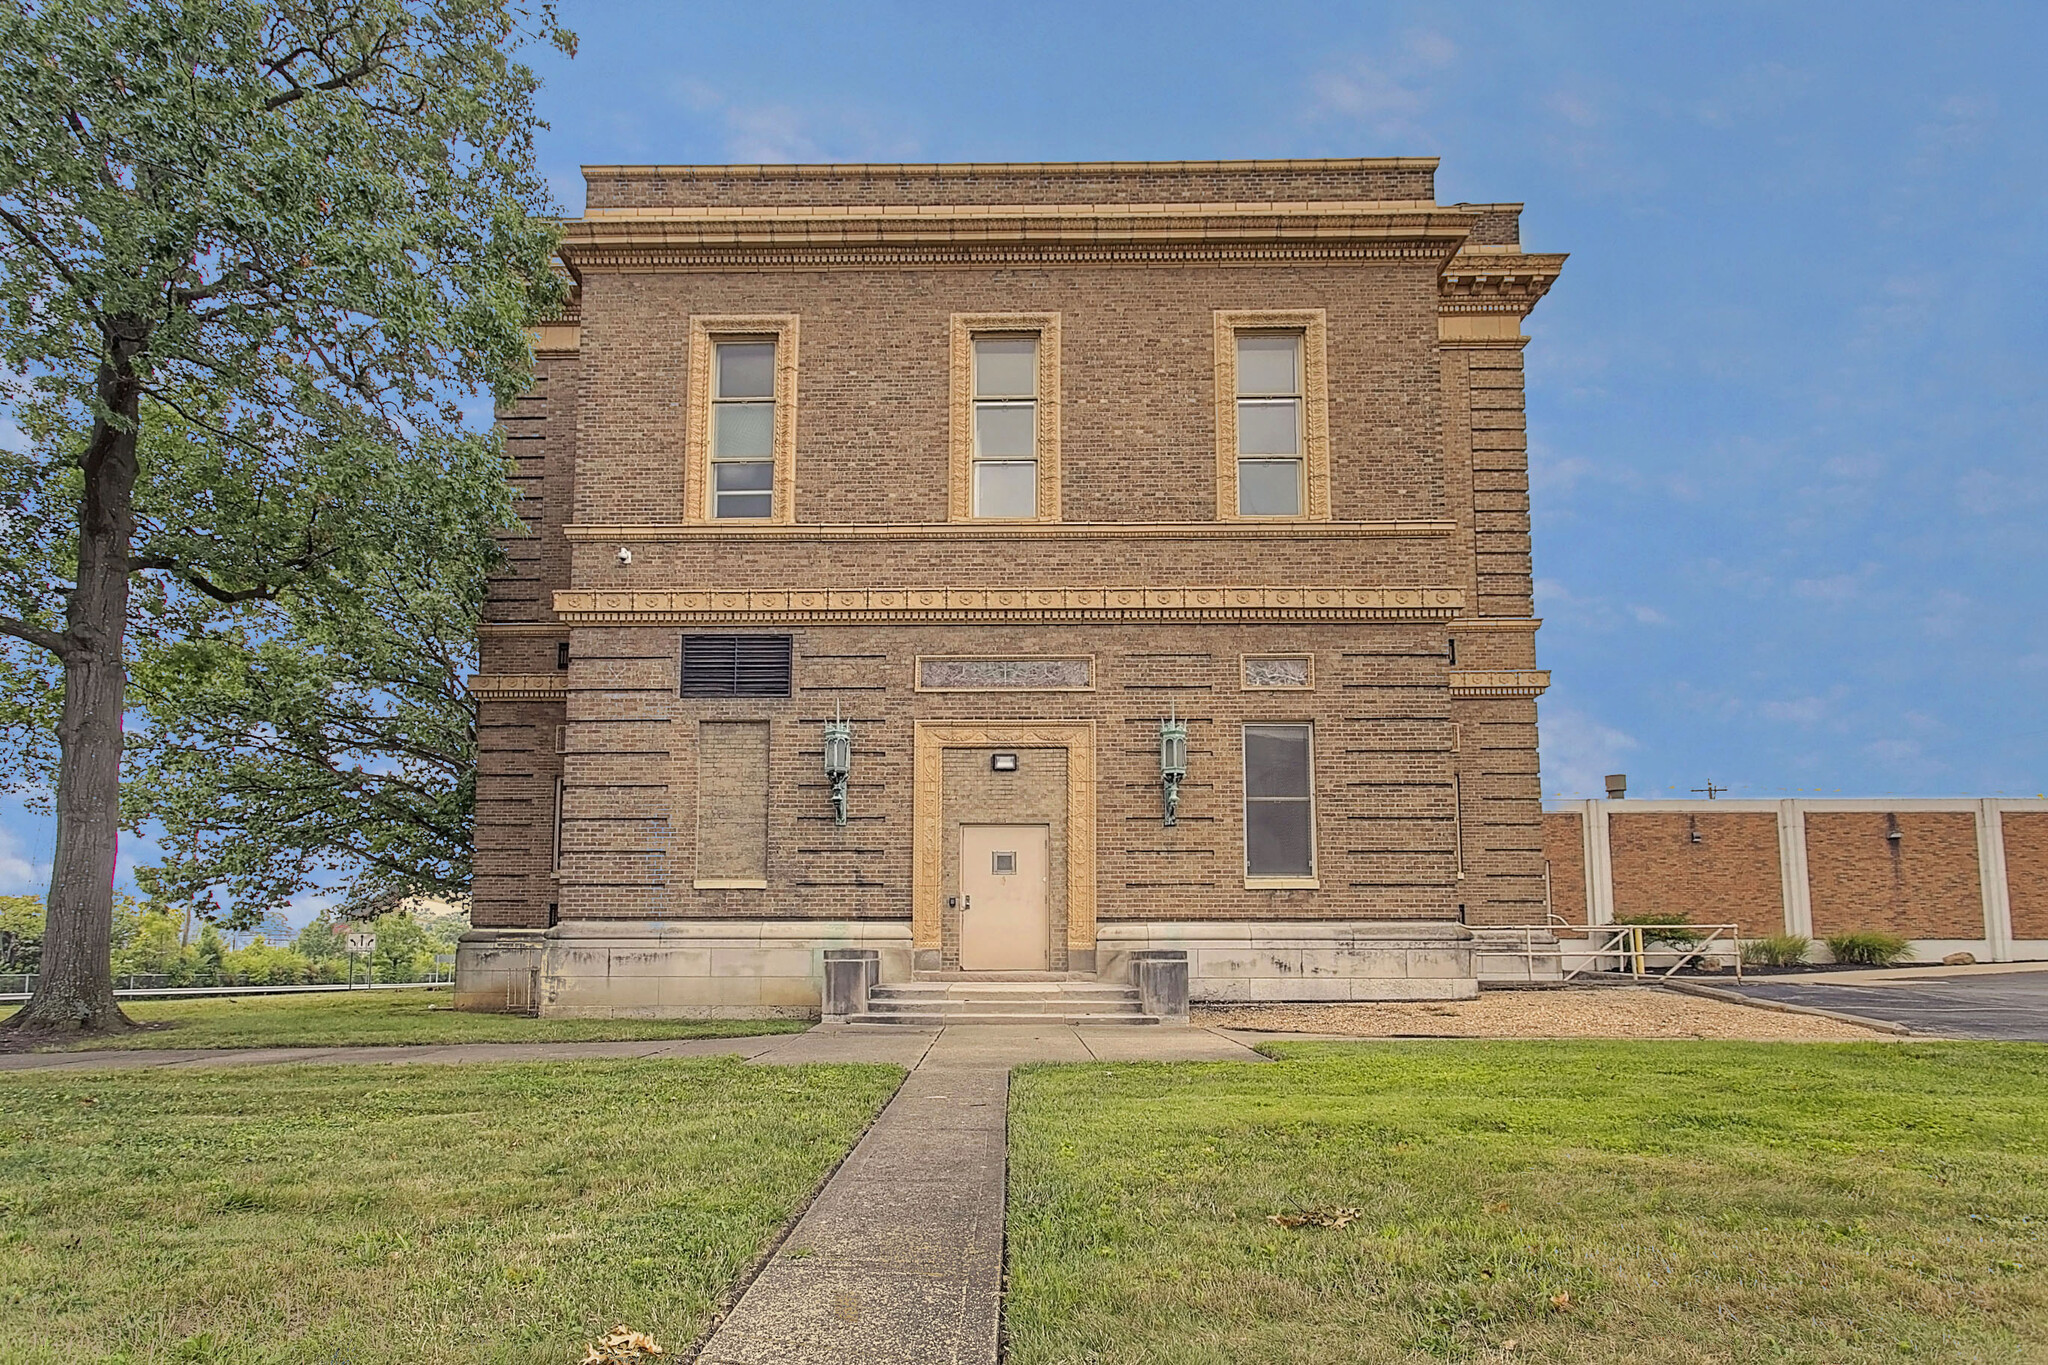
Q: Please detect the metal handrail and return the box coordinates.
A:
[1557,923,1744,982]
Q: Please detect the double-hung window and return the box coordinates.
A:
[1244,722,1315,881]
[971,335,1038,519]
[711,340,777,519]
[1235,333,1304,517]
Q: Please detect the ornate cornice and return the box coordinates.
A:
[1438,252,1567,317]
[582,157,1441,182]
[563,519,1454,543]
[557,202,1476,273]
[467,673,569,700]
[552,585,1464,625]
[1448,669,1551,698]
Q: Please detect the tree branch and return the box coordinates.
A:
[0,613,76,660]
[262,27,396,111]
[0,204,89,300]
[127,555,281,604]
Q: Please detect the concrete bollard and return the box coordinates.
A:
[1129,949,1190,1023]
[821,948,879,1020]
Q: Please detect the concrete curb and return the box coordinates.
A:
[1661,980,1912,1037]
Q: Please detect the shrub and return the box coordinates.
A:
[1824,931,1913,967]
[1614,912,1706,948]
[1741,934,1811,968]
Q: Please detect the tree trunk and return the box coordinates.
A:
[3,335,144,1037]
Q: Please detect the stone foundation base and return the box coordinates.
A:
[454,930,546,1013]
[459,920,915,1018]
[1097,921,1477,1001]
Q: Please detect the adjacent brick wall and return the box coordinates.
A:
[1543,811,1586,923]
[2000,811,2048,940]
[1608,812,1783,933]
[1805,812,1983,940]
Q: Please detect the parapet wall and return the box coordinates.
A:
[1542,798,2044,962]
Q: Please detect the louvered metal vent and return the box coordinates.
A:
[681,635,792,697]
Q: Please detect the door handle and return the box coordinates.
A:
[962,895,971,913]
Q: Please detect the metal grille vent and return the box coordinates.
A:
[681,635,793,697]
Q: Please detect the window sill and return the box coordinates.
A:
[693,878,768,890]
[1245,876,1320,890]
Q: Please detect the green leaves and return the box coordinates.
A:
[0,1,570,925]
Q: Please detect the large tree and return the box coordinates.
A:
[0,0,569,1036]
[121,458,495,924]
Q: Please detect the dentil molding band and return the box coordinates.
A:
[552,585,1465,624]
[1447,670,1551,698]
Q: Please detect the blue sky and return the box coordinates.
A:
[3,1,2043,900]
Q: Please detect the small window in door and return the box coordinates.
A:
[991,850,1018,876]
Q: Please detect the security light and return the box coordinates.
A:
[1159,715,1188,826]
[823,713,853,826]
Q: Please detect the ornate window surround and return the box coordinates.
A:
[685,314,799,525]
[1213,309,1330,522]
[949,312,1061,522]
[913,721,1095,965]
[914,655,1095,692]
[1239,653,1315,691]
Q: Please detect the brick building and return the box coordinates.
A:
[455,158,1565,1016]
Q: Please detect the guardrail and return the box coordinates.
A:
[0,980,453,1004]
[1561,923,1744,982]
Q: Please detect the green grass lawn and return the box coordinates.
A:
[34,988,814,1050]
[1007,1041,2048,1364]
[0,1057,902,1363]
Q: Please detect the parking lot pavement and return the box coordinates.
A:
[1725,971,2048,1041]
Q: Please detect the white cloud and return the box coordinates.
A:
[669,79,920,164]
[1692,63,1813,129]
[1758,695,1830,725]
[0,824,47,895]
[1539,704,1639,799]
[1306,30,1458,141]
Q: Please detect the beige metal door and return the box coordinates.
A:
[959,824,1050,971]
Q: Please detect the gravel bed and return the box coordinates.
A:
[1195,986,1894,1042]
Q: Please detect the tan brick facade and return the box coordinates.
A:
[462,158,1570,1012]
[1805,812,1982,940]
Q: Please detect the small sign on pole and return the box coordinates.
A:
[346,931,375,988]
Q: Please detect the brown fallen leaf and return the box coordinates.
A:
[1549,1291,1573,1311]
[1268,1207,1362,1229]
[579,1324,665,1362]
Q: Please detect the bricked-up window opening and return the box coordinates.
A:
[1236,333,1304,517]
[681,635,793,697]
[711,340,777,518]
[696,721,770,886]
[1244,723,1315,878]
[972,335,1038,518]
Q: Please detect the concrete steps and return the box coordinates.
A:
[847,979,1162,1026]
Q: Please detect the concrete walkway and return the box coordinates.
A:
[698,1024,1261,1365]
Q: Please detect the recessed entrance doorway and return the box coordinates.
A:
[959,824,1050,971]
